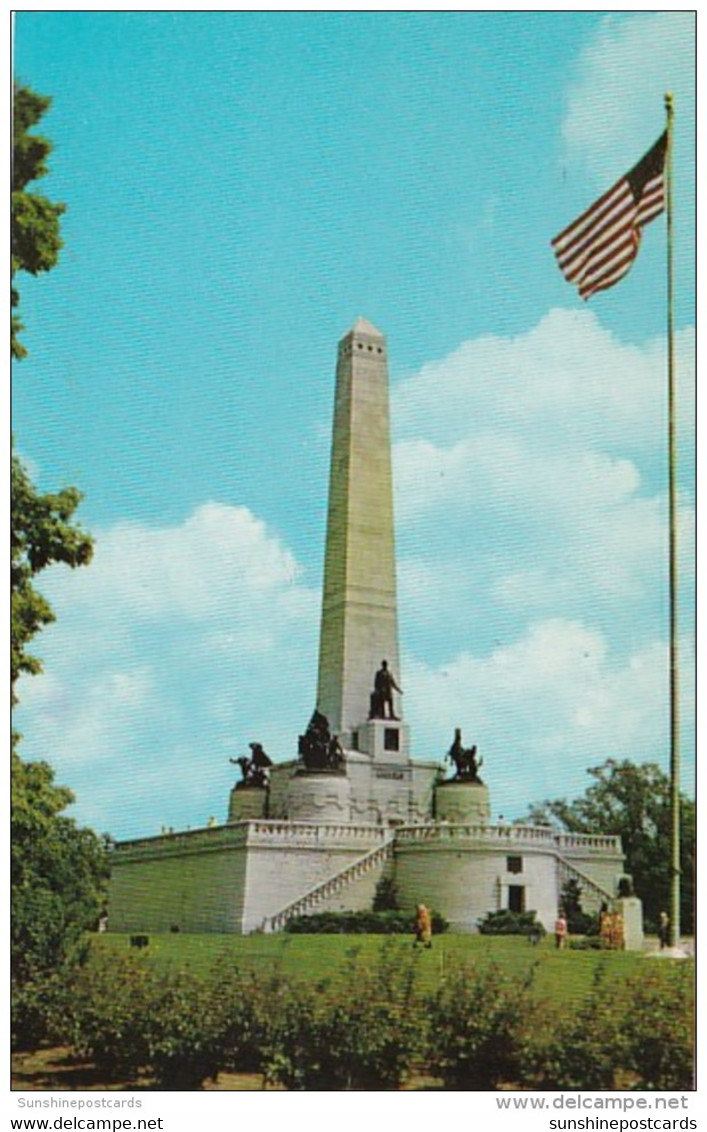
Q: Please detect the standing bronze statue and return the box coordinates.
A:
[369,659,403,720]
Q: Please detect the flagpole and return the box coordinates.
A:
[664,91,680,948]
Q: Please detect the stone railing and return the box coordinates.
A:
[556,832,622,854]
[246,820,388,848]
[264,837,396,933]
[113,819,387,863]
[394,823,622,855]
[395,823,556,846]
[555,854,615,912]
[112,822,251,862]
[112,819,622,866]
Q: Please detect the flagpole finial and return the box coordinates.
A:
[665,91,674,115]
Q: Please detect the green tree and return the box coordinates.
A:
[11,752,109,985]
[11,451,93,702]
[12,84,66,360]
[11,85,106,1049]
[524,759,695,933]
[559,878,595,935]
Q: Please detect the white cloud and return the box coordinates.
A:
[562,12,696,183]
[404,621,694,816]
[15,503,320,838]
[393,311,694,651]
[392,306,695,809]
[394,308,693,457]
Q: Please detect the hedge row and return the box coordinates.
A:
[14,943,694,1091]
[284,909,449,935]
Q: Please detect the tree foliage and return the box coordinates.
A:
[11,85,106,1048]
[11,747,109,1049]
[11,451,94,701]
[525,759,695,932]
[12,84,66,360]
[11,752,108,986]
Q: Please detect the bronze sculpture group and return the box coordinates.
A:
[230,741,272,788]
[446,728,483,783]
[231,672,480,790]
[298,709,345,772]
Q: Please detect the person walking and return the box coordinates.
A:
[555,911,568,950]
[414,903,432,949]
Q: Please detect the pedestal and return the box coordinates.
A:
[616,895,644,951]
[352,719,410,763]
[227,785,268,822]
[435,780,491,823]
[286,770,351,822]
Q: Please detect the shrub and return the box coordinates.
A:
[622,965,695,1090]
[11,971,75,1051]
[264,942,423,1089]
[284,909,448,935]
[529,965,695,1091]
[527,966,626,1089]
[69,952,156,1080]
[215,962,297,1076]
[426,962,538,1089]
[71,953,227,1088]
[372,875,399,911]
[146,971,223,1090]
[477,909,545,937]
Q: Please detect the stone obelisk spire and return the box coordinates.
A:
[316,318,401,741]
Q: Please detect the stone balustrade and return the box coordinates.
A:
[112,818,389,864]
[396,822,552,845]
[113,819,622,868]
[556,832,622,853]
[247,820,388,846]
[395,823,622,854]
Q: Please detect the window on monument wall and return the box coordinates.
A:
[507,856,523,874]
[384,728,400,751]
[351,731,359,751]
[508,885,525,913]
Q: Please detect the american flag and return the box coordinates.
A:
[552,131,667,300]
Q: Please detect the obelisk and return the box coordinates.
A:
[316,318,401,745]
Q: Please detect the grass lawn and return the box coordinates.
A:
[95,931,649,1008]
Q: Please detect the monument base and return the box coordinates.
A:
[435,780,491,823]
[616,895,644,951]
[286,769,351,822]
[352,718,410,763]
[228,785,268,822]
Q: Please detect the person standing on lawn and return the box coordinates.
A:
[555,911,568,949]
[414,903,432,948]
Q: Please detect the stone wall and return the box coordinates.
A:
[109,820,389,935]
[240,822,386,932]
[108,819,624,936]
[109,829,249,933]
[394,828,558,931]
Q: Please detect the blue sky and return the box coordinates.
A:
[13,11,695,840]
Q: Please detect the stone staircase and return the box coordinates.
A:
[555,853,615,913]
[263,836,396,933]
